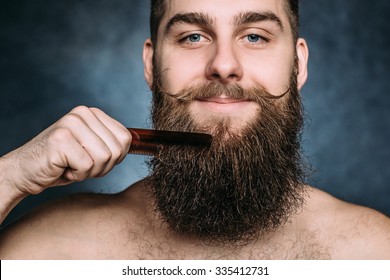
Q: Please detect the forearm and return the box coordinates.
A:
[0,107,132,225]
[0,157,28,225]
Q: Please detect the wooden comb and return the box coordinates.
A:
[127,128,212,156]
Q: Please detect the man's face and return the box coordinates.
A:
[146,0,305,132]
[143,0,309,244]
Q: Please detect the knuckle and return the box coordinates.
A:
[81,164,94,177]
[70,174,85,183]
[89,107,103,115]
[71,105,90,114]
[76,160,94,180]
[117,129,132,147]
[48,127,73,143]
[111,146,123,161]
[60,112,84,127]
[83,157,94,171]
[97,149,112,164]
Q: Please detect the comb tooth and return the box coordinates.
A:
[127,128,212,147]
[128,140,158,156]
[126,128,213,156]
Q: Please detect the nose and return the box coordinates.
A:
[206,42,243,84]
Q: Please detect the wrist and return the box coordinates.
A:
[0,150,33,195]
[0,156,29,224]
[0,155,29,201]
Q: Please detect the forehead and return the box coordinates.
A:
[163,0,289,25]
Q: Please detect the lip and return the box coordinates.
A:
[193,96,255,114]
[196,97,249,104]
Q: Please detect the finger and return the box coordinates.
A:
[65,106,131,177]
[48,127,94,183]
[71,106,131,176]
[59,109,114,178]
[89,107,132,164]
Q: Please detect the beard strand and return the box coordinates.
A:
[146,64,307,245]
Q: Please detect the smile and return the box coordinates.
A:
[197,97,249,104]
[193,96,255,114]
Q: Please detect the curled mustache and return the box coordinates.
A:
[155,82,290,103]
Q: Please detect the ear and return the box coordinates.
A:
[143,38,154,89]
[295,38,309,90]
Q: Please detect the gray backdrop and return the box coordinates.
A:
[1,0,389,226]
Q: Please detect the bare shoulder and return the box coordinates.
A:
[0,181,149,259]
[304,187,390,259]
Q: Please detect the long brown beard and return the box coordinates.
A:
[146,63,307,245]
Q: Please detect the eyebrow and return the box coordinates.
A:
[164,12,214,35]
[234,11,284,31]
[164,11,284,35]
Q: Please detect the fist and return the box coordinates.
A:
[2,106,132,195]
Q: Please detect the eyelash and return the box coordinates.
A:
[244,34,269,44]
[178,33,207,45]
[177,32,270,46]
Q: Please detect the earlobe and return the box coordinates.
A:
[296,38,309,90]
[143,39,154,88]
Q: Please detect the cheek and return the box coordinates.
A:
[244,49,294,96]
[159,50,207,93]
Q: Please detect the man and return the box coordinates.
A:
[0,0,389,259]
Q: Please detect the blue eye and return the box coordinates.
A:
[247,34,262,43]
[187,34,201,42]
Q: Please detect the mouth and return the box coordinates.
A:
[193,96,255,114]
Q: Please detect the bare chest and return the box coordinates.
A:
[99,229,332,260]
[134,241,330,260]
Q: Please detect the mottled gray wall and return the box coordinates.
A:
[1,0,389,226]
[300,0,390,216]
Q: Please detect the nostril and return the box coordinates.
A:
[209,72,240,84]
[206,54,243,83]
[211,73,221,79]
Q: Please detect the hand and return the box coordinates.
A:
[1,106,132,196]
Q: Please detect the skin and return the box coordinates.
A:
[145,0,307,130]
[0,0,390,259]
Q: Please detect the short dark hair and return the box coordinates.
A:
[285,0,299,42]
[149,0,300,45]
